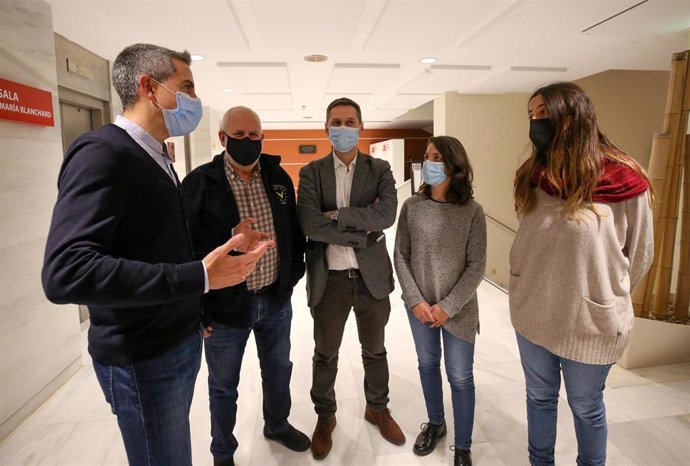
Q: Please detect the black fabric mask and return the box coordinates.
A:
[225,134,262,166]
[529,118,556,153]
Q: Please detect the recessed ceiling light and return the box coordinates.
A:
[419,57,437,64]
[191,54,205,61]
[221,88,233,92]
[304,54,328,63]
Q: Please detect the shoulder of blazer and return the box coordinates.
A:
[300,153,332,176]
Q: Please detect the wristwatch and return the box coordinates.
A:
[330,210,339,221]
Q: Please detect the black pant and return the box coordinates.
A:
[310,271,391,416]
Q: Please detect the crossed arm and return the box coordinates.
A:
[296,161,397,247]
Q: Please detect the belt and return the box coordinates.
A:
[248,281,278,295]
[329,268,360,278]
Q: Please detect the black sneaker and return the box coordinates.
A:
[263,423,311,452]
[413,421,446,456]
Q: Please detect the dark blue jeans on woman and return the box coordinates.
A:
[204,292,294,462]
[406,306,476,449]
[516,332,612,466]
[93,329,202,466]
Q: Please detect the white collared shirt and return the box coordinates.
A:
[327,152,359,270]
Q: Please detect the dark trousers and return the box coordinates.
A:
[311,271,391,416]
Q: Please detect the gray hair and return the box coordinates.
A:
[112,43,191,109]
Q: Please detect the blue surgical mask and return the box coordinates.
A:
[422,160,447,187]
[152,79,203,137]
[328,126,359,153]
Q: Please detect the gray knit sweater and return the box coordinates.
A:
[394,194,487,343]
[509,189,653,365]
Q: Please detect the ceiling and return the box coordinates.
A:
[47,0,690,129]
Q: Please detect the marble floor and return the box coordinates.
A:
[1,267,689,465]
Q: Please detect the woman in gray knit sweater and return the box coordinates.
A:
[510,82,653,466]
[394,136,486,466]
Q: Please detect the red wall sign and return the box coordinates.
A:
[0,78,55,127]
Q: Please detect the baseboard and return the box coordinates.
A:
[0,356,82,442]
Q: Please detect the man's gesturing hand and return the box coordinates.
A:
[203,233,275,289]
[232,217,271,252]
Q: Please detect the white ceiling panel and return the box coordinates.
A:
[364,0,504,53]
[250,0,365,50]
[321,93,376,109]
[45,0,684,129]
[452,0,639,64]
[399,65,493,93]
[50,2,247,60]
[326,64,401,94]
[467,68,577,94]
[241,93,293,111]
[380,93,438,110]
[217,62,290,93]
[364,109,408,122]
[584,0,690,36]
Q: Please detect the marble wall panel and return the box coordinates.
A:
[0,0,81,441]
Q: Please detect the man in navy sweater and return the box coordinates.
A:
[42,44,273,466]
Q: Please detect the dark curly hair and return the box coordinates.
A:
[421,136,474,205]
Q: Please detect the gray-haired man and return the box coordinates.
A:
[42,43,272,466]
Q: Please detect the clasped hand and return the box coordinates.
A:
[412,301,449,328]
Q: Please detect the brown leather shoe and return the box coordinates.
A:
[364,406,406,445]
[311,415,336,460]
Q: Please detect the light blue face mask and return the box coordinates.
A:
[422,160,447,187]
[328,125,359,153]
[152,79,203,137]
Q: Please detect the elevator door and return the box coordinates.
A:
[59,102,94,323]
[60,102,93,154]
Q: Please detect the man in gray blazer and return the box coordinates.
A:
[297,97,405,460]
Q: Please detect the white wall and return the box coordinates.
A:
[0,0,81,441]
[186,105,215,173]
[434,92,530,288]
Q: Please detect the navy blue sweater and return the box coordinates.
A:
[42,124,204,365]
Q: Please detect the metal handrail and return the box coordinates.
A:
[485,212,517,234]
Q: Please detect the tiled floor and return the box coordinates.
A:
[1,257,689,465]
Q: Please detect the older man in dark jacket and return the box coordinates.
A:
[183,106,308,466]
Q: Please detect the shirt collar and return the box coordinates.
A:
[224,151,261,180]
[115,115,171,160]
[332,151,357,170]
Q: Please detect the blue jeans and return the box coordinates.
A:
[93,329,202,466]
[516,332,612,466]
[406,307,475,449]
[204,292,293,461]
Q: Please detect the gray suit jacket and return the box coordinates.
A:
[297,152,397,308]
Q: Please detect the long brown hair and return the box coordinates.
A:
[421,136,474,205]
[514,82,649,218]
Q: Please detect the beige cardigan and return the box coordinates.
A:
[509,189,653,365]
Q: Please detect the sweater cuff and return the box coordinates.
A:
[438,297,458,318]
[177,261,206,296]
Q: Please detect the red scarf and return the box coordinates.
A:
[533,156,650,203]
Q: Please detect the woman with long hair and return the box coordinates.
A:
[510,82,654,466]
[394,136,486,466]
